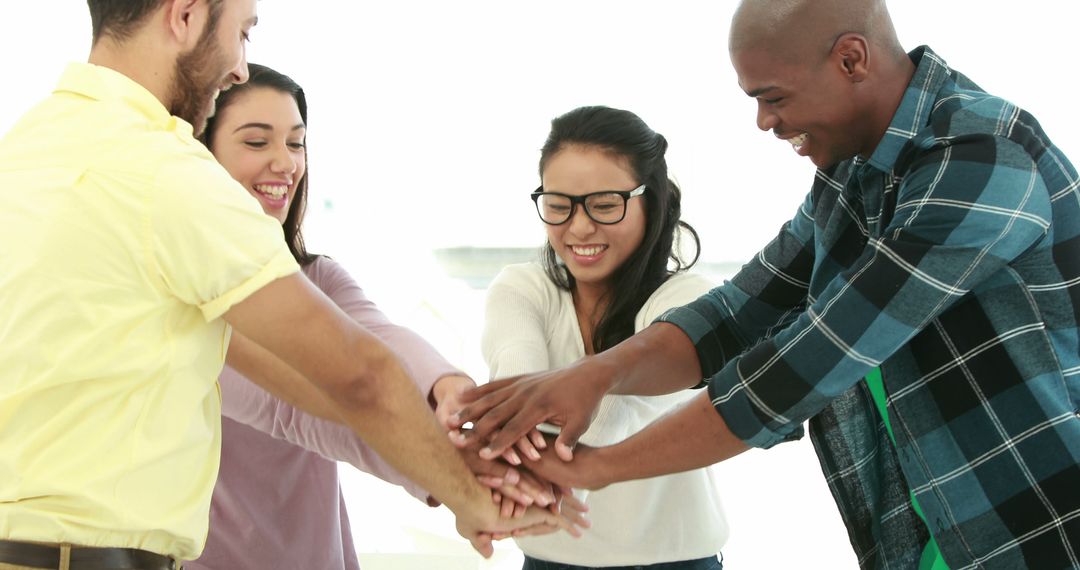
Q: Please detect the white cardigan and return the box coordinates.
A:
[482,263,729,566]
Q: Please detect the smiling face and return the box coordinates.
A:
[540,145,647,291]
[209,87,307,223]
[732,47,868,169]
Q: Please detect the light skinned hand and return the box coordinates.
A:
[522,434,610,492]
[432,374,476,429]
[494,486,591,540]
[457,500,580,557]
[451,429,557,508]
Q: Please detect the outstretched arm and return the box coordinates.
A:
[223,274,577,556]
[223,258,464,502]
[527,391,749,490]
[225,257,553,509]
[455,321,703,461]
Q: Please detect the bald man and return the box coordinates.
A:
[453,0,1080,568]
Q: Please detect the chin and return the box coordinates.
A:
[810,149,851,169]
[191,109,213,137]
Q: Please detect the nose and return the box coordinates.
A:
[230,43,250,86]
[566,203,596,236]
[270,145,297,175]
[756,100,779,132]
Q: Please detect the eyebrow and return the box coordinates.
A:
[746,85,779,98]
[233,122,306,133]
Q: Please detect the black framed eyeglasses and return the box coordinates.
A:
[530,184,646,225]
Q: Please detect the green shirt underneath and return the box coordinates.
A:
[865,368,949,570]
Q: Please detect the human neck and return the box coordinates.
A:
[858,49,916,160]
[572,280,611,354]
[88,35,176,110]
[573,280,610,317]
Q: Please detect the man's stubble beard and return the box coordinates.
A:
[169,23,228,136]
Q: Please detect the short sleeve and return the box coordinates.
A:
[149,152,299,321]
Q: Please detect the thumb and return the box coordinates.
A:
[554,418,587,462]
[470,533,494,558]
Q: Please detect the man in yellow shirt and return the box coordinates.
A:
[0,1,570,568]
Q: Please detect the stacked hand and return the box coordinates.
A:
[432,374,591,553]
[452,488,582,557]
[449,360,612,462]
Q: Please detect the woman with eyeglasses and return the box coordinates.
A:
[482,106,729,569]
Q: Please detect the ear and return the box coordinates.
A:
[831,33,870,83]
[163,0,209,50]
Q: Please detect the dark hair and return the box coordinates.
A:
[538,105,701,353]
[200,63,317,266]
[86,0,222,44]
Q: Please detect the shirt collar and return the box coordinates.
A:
[54,62,194,139]
[864,46,951,173]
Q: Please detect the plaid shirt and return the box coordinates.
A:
[660,47,1080,569]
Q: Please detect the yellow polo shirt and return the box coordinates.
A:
[0,63,299,559]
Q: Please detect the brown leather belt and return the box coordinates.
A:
[0,540,177,570]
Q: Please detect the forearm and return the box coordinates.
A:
[323,342,488,513]
[217,364,433,502]
[600,322,704,396]
[225,331,340,422]
[225,318,465,502]
[525,390,749,489]
[223,275,490,515]
[586,391,748,487]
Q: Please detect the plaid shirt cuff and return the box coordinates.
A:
[658,305,804,449]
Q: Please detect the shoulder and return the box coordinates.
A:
[157,137,231,182]
[635,272,715,328]
[485,262,568,324]
[303,256,375,306]
[657,271,715,297]
[302,255,344,285]
[914,75,1047,168]
[488,262,558,298]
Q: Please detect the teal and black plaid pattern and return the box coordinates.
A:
[659,47,1080,569]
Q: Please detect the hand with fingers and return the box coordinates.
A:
[448,426,593,544]
[549,486,590,530]
[487,484,591,541]
[455,495,583,557]
[435,375,553,466]
[432,374,476,429]
[515,432,612,493]
[448,359,613,463]
[451,428,562,510]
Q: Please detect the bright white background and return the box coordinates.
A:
[3,2,1077,568]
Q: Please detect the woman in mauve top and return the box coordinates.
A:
[186,63,477,570]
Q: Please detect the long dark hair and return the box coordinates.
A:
[200,63,316,266]
[539,105,701,353]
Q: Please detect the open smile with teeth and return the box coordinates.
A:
[570,245,607,256]
[789,133,808,150]
[254,184,288,199]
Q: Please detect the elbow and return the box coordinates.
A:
[320,341,403,412]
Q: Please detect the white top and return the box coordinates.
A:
[482,263,729,566]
